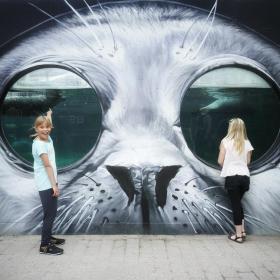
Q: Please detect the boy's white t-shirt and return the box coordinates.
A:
[220,138,254,177]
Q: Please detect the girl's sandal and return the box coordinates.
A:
[242,231,246,241]
[228,233,243,243]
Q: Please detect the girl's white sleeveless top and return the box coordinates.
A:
[220,138,254,177]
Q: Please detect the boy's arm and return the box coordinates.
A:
[40,153,59,197]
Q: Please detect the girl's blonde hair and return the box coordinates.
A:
[31,115,53,138]
[225,118,248,154]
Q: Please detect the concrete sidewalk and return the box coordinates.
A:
[0,235,280,280]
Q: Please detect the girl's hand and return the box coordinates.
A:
[52,185,59,197]
[46,108,52,119]
[46,108,53,126]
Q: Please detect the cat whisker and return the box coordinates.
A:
[53,195,85,231]
[96,0,117,53]
[75,214,91,231]
[182,209,198,234]
[86,209,98,233]
[190,0,218,60]
[185,0,217,58]
[204,200,234,227]
[180,19,198,49]
[3,204,42,234]
[202,207,228,233]
[63,0,103,49]
[76,201,93,226]
[28,2,100,57]
[82,0,103,33]
[84,173,101,186]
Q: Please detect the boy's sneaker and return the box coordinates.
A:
[39,244,64,255]
[50,236,65,245]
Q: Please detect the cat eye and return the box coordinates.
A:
[180,66,280,168]
[0,67,102,170]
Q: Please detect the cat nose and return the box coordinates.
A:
[106,165,181,207]
[106,165,181,229]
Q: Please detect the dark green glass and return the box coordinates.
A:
[1,83,102,168]
[180,86,280,166]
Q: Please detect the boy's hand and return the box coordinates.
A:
[52,185,59,197]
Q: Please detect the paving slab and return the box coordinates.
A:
[0,235,279,280]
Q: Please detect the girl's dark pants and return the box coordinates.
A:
[225,175,250,226]
[39,188,57,246]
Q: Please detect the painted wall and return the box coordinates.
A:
[0,0,279,235]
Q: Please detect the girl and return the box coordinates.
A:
[218,118,254,243]
[32,109,65,255]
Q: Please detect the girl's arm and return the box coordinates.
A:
[218,142,226,167]
[247,151,252,165]
[46,108,53,125]
[40,153,59,197]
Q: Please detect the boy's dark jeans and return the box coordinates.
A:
[39,188,57,246]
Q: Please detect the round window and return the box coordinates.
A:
[0,67,102,168]
[180,67,280,166]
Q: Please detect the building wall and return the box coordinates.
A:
[0,0,279,234]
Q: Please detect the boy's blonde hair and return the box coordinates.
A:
[31,115,53,138]
[225,118,248,154]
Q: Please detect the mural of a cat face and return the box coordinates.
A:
[0,0,279,234]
